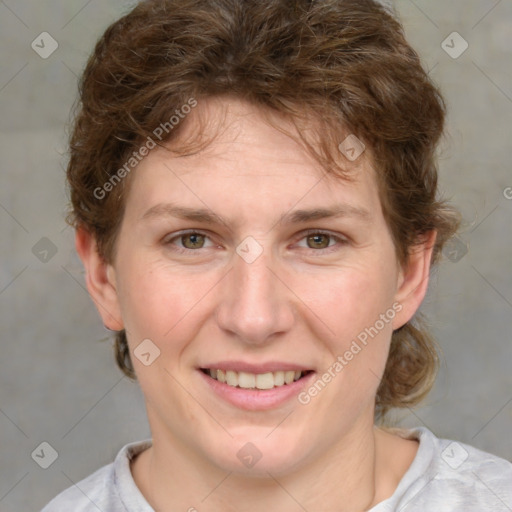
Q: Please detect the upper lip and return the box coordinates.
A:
[199,361,314,373]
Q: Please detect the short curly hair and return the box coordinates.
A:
[67,0,459,419]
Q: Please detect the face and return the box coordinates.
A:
[82,96,430,476]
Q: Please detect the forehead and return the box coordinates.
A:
[125,96,381,222]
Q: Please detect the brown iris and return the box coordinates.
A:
[181,233,206,249]
[306,233,330,249]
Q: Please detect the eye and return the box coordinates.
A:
[305,233,331,249]
[163,229,348,255]
[164,230,215,252]
[295,230,348,253]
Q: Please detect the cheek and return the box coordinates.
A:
[299,275,396,421]
[295,262,398,339]
[293,259,397,399]
[115,258,225,351]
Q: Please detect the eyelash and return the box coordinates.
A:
[163,229,348,255]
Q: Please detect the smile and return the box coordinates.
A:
[201,368,312,390]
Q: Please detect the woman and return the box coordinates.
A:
[43,0,512,510]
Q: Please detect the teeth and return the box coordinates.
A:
[226,370,238,387]
[284,371,295,384]
[273,371,285,386]
[206,368,307,389]
[256,372,274,390]
[238,371,256,389]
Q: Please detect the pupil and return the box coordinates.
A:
[184,233,204,248]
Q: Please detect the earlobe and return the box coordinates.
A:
[75,227,124,331]
[392,230,437,330]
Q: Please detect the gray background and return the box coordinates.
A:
[0,0,511,510]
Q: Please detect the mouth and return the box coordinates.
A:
[200,368,314,390]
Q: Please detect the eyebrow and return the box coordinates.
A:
[140,202,371,226]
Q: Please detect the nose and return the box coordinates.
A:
[215,245,295,346]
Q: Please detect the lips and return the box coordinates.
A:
[199,360,315,391]
[198,363,316,410]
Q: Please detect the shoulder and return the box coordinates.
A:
[41,462,116,512]
[431,433,512,507]
[387,427,512,511]
[41,439,152,512]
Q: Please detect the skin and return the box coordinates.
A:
[77,96,435,511]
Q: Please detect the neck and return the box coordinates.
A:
[131,409,413,512]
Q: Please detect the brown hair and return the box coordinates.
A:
[67,0,459,419]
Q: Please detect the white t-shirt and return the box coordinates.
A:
[41,427,512,511]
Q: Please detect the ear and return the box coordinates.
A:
[392,230,436,330]
[75,227,124,331]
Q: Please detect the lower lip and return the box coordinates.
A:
[198,370,316,411]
